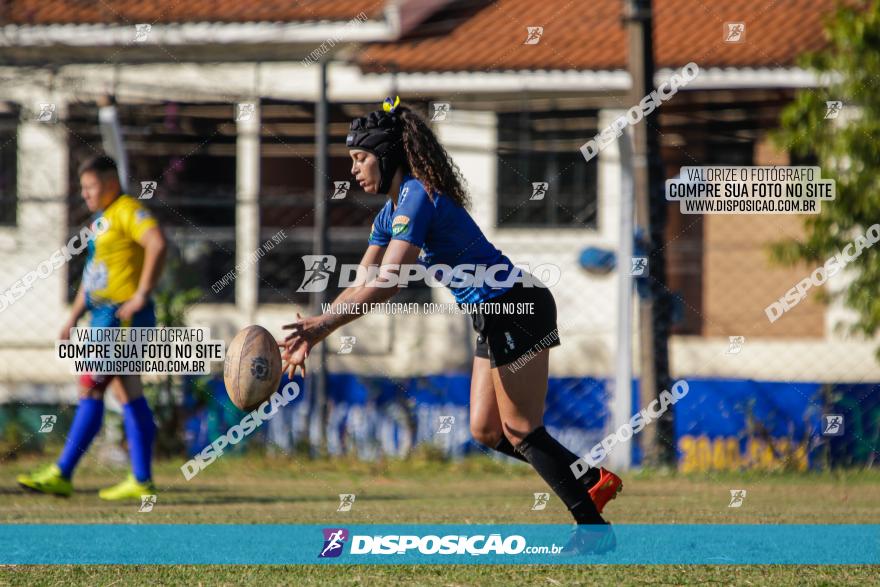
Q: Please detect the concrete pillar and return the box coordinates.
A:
[235,100,260,323]
[435,110,496,232]
[10,98,70,342]
[597,109,626,243]
[596,109,635,470]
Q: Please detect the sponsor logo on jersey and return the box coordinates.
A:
[392,215,410,236]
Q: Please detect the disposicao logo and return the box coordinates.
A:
[319,528,349,558]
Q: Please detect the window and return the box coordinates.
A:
[257,101,431,304]
[66,102,237,302]
[707,138,753,166]
[496,110,598,228]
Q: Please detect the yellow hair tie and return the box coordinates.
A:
[383,96,400,113]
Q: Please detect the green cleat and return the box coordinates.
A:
[17,464,73,497]
[98,473,157,501]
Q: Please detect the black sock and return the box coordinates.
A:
[555,441,602,489]
[515,426,605,525]
[492,436,528,462]
[494,437,602,488]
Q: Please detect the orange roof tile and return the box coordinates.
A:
[359,0,844,72]
[2,0,385,25]
[1,0,850,71]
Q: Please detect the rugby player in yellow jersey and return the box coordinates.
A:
[18,155,167,500]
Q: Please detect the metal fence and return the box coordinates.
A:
[0,91,878,472]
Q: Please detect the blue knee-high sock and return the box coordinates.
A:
[123,397,156,483]
[57,398,105,478]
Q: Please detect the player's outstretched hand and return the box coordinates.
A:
[282,313,330,344]
[278,313,330,380]
[279,336,309,380]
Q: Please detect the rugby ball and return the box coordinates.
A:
[224,325,282,411]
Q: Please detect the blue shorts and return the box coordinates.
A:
[87,297,157,328]
[80,297,156,389]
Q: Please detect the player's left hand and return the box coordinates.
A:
[116,291,147,321]
[278,313,329,379]
[282,313,331,346]
[279,339,309,380]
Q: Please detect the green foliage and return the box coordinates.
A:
[188,375,214,408]
[153,287,203,329]
[143,254,204,457]
[772,0,880,353]
[1,419,25,457]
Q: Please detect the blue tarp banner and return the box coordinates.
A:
[182,375,879,469]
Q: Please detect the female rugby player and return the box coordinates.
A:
[280,98,622,552]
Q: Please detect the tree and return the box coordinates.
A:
[144,255,202,457]
[773,0,880,355]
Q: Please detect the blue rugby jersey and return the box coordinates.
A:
[368,174,516,304]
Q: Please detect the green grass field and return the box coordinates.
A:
[1,453,877,585]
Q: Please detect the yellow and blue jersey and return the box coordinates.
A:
[82,194,158,308]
